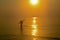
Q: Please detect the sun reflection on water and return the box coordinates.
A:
[33,37,37,40]
[32,17,37,36]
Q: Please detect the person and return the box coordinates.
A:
[19,20,23,34]
[19,20,24,40]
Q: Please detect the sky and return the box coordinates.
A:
[0,0,60,38]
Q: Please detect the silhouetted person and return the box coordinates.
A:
[19,20,23,40]
[19,20,23,35]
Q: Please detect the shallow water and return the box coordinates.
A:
[0,17,59,40]
[0,35,60,40]
[21,35,60,40]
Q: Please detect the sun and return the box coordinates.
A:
[30,0,39,5]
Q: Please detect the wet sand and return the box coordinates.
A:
[0,35,60,40]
